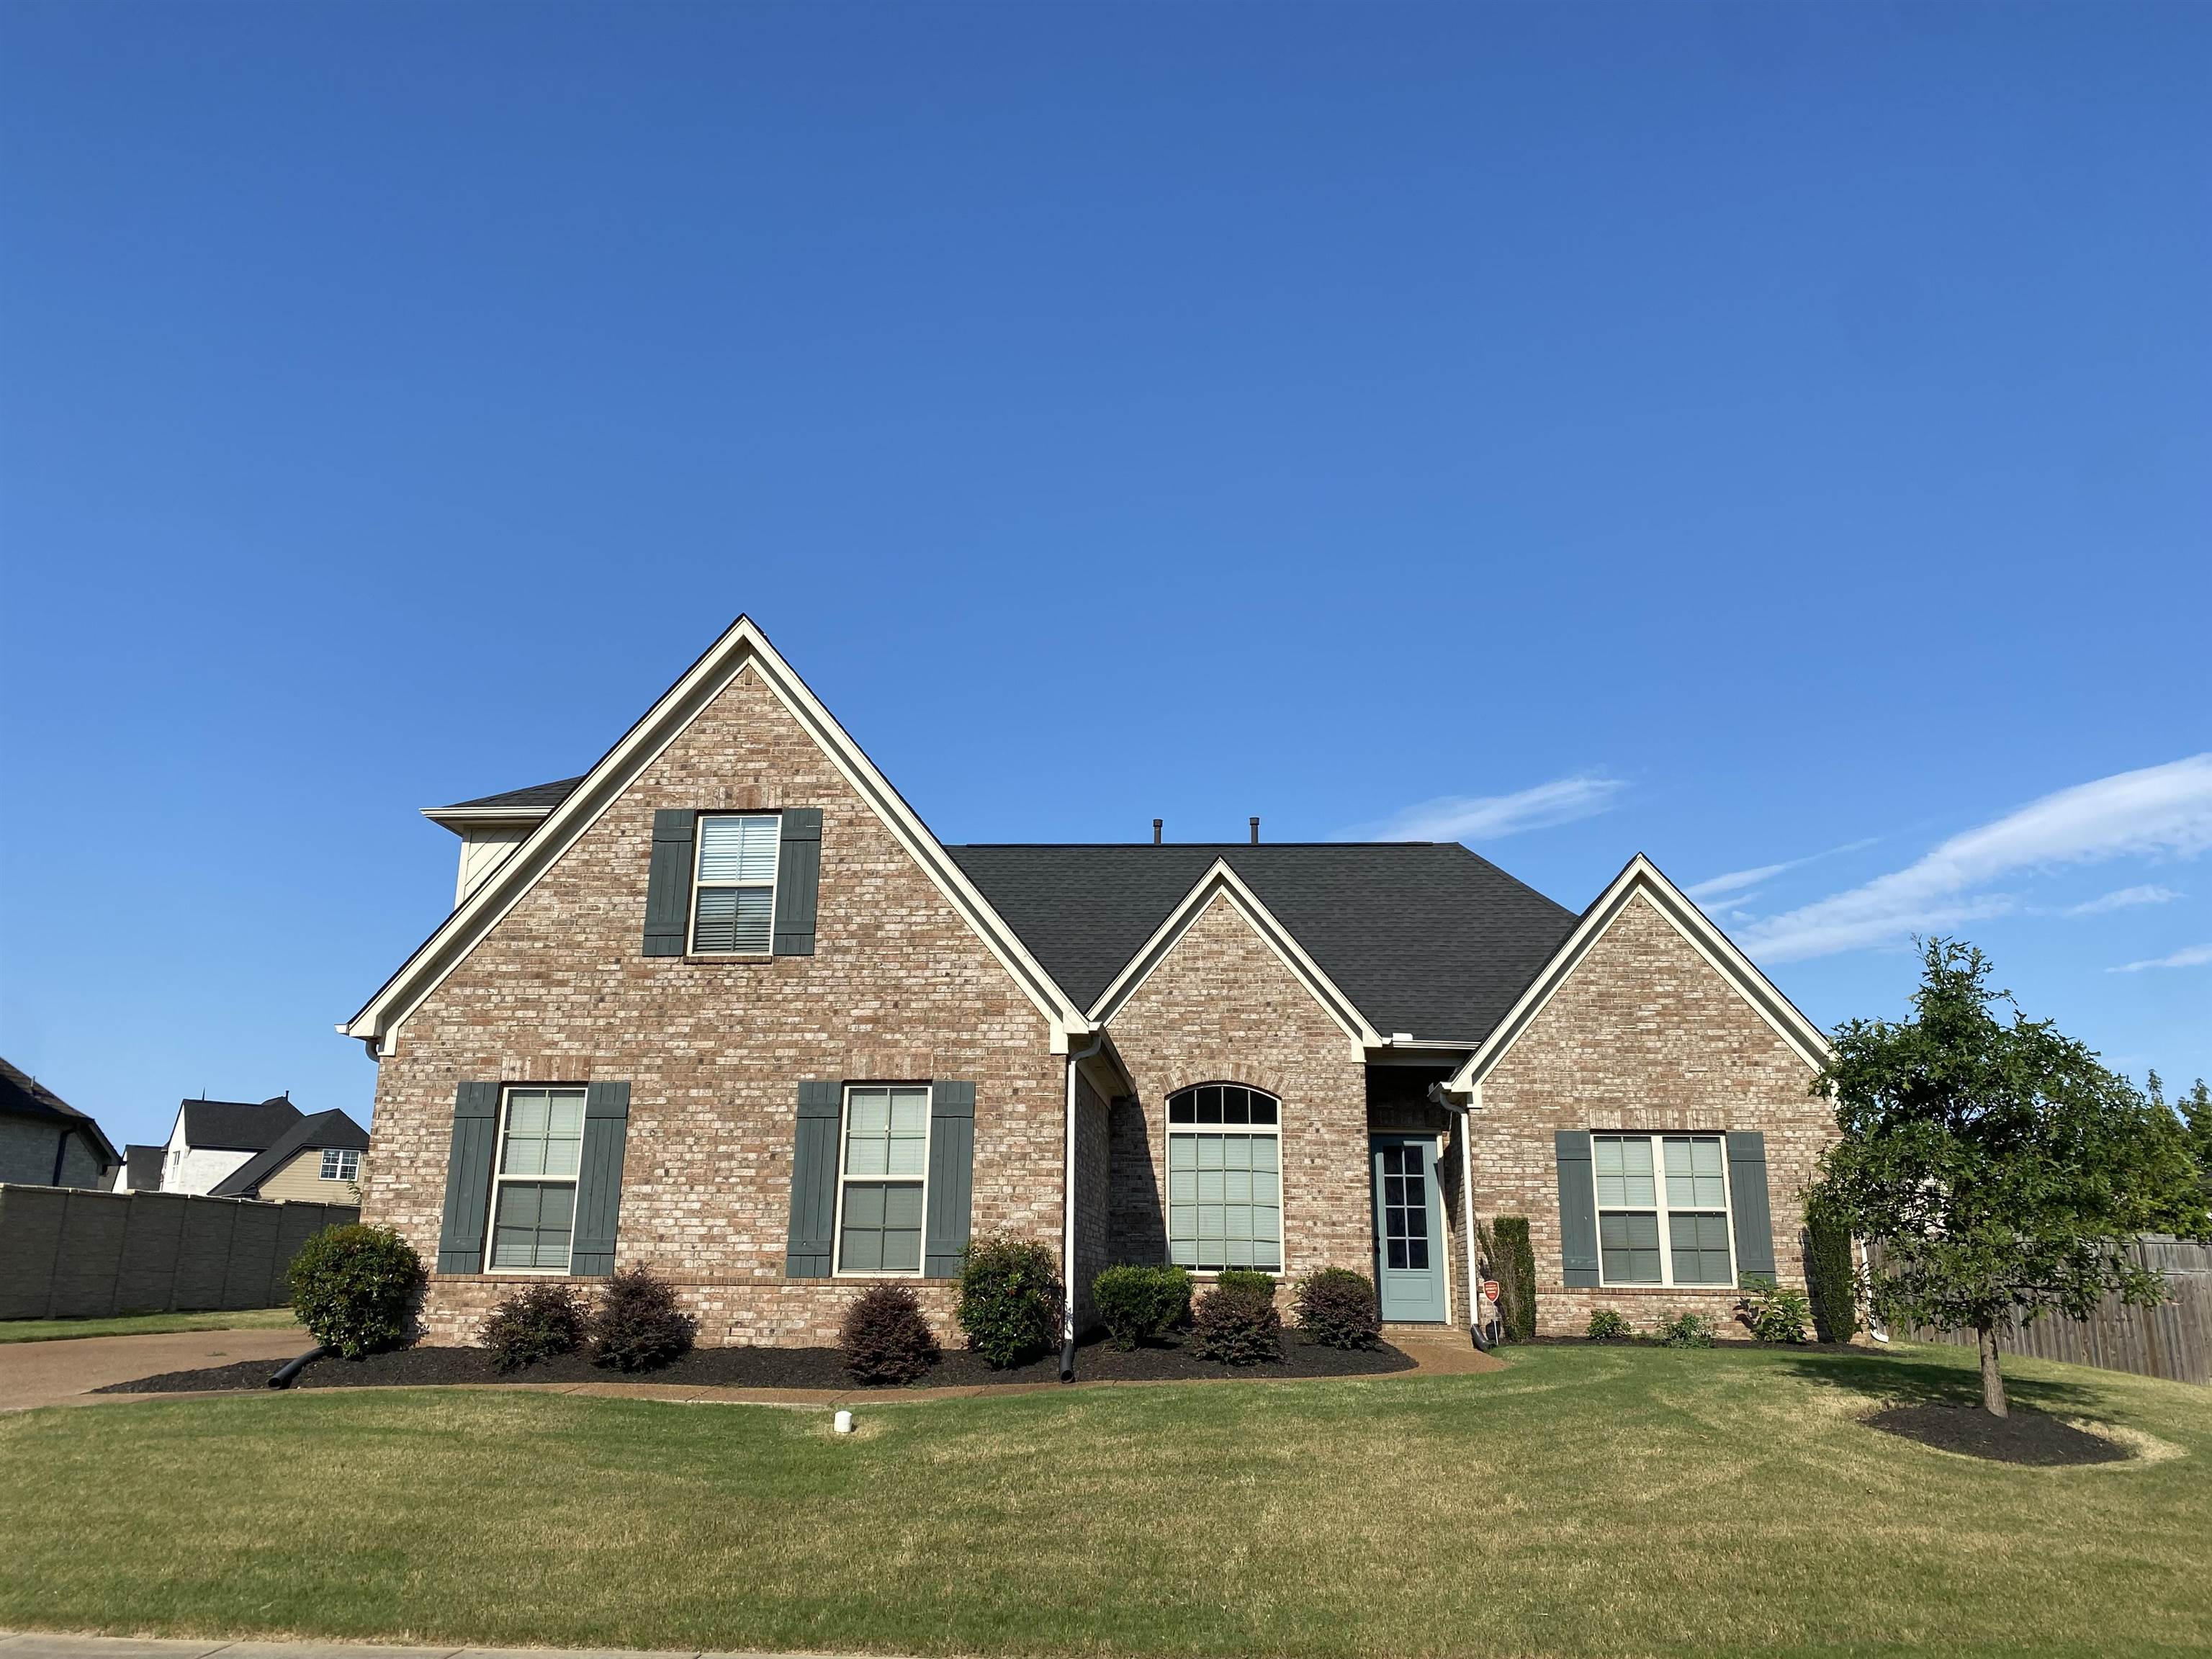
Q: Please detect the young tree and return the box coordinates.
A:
[1809,940,2203,1416]
[2146,1071,2212,1225]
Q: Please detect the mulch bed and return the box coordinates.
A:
[1866,1402,2129,1466]
[100,1331,1416,1395]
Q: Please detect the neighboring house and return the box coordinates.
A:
[114,1144,166,1192]
[343,617,1836,1347]
[0,1058,120,1190]
[156,1094,306,1195]
[209,1109,371,1202]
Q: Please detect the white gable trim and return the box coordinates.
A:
[341,616,1089,1054]
[1446,854,1830,1094]
[1089,858,1383,1056]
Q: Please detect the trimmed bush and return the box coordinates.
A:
[840,1283,940,1385]
[482,1280,590,1372]
[1215,1268,1277,1299]
[1092,1263,1192,1350]
[588,1266,696,1372]
[1586,1308,1633,1342]
[1292,1268,1381,1350]
[957,1234,1063,1368]
[1660,1310,1717,1349]
[1804,1203,1861,1344]
[1492,1216,1537,1341]
[287,1224,423,1359]
[1190,1280,1282,1365]
[1737,1280,1813,1345]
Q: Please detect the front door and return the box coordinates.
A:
[1371,1134,1447,1323]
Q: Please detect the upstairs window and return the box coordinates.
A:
[320,1147,361,1182]
[690,814,780,954]
[1166,1084,1282,1272]
[1593,1133,1733,1287]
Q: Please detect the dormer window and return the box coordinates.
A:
[689,814,780,954]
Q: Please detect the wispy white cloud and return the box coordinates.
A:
[2067,885,2183,917]
[1686,837,1879,903]
[2110,943,2212,973]
[1736,754,2212,963]
[1341,773,1626,843]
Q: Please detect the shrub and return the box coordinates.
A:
[1804,1202,1861,1344]
[588,1265,696,1372]
[957,1234,1063,1368]
[1492,1216,1537,1341]
[840,1282,941,1385]
[1190,1280,1282,1365]
[1586,1308,1634,1342]
[1660,1310,1717,1349]
[481,1280,590,1372]
[1293,1267,1381,1350]
[1215,1268,1277,1299]
[1092,1263,1192,1350]
[287,1223,423,1359]
[1737,1279,1813,1344]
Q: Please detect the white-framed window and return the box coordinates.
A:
[835,1085,930,1274]
[1593,1133,1734,1287]
[486,1086,586,1272]
[688,813,780,954]
[1166,1084,1282,1272]
[319,1147,361,1182]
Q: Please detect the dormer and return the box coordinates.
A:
[422,776,579,907]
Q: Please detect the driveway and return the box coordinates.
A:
[0,1328,310,1411]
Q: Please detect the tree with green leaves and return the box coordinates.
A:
[1808,939,2203,1416]
[2146,1070,2212,1225]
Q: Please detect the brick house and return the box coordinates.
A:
[342,617,1836,1349]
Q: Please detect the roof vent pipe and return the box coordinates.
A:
[1249,817,1259,845]
[1152,819,1162,845]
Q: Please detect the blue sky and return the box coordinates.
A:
[3,2,2206,1151]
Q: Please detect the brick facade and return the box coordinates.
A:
[1470,890,1833,1339]
[361,661,1066,1348]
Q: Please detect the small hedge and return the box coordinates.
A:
[1737,1279,1812,1344]
[1190,1279,1282,1365]
[1092,1263,1192,1350]
[1586,1308,1633,1342]
[589,1266,696,1372]
[1292,1267,1380,1350]
[1215,1268,1276,1299]
[482,1280,590,1371]
[958,1234,1063,1368]
[287,1224,423,1359]
[840,1282,940,1384]
[1491,1216,1537,1341]
[1804,1203,1860,1344]
[1660,1310,1717,1349]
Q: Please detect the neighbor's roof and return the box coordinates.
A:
[946,843,1578,1043]
[427,776,589,819]
[210,1109,370,1198]
[179,1095,304,1152]
[124,1144,164,1190]
[0,1057,121,1164]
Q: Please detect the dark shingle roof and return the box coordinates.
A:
[0,1056,121,1164]
[179,1095,303,1152]
[210,1109,370,1198]
[946,843,1578,1043]
[432,777,587,814]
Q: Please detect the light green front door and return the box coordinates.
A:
[1372,1135,1447,1323]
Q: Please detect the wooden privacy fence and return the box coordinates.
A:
[0,1183,357,1321]
[1881,1234,2211,1387]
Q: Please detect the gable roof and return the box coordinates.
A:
[948,843,1578,1044]
[343,616,1091,1053]
[178,1094,304,1152]
[423,775,589,828]
[0,1058,121,1165]
[1447,853,1832,1093]
[210,1108,369,1197]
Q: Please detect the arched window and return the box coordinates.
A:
[1166,1084,1282,1272]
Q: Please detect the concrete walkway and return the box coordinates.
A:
[0,1328,311,1412]
[1,1636,824,1659]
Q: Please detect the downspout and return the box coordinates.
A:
[1429,1082,1490,1351]
[1062,1028,1107,1382]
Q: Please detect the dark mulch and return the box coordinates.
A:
[100,1331,1416,1395]
[1866,1402,2129,1466]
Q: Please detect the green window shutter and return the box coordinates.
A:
[570,1082,631,1277]
[644,810,696,956]
[784,1080,842,1278]
[773,808,822,956]
[1555,1130,1599,1287]
[923,1080,976,1277]
[436,1082,501,1273]
[1726,1131,1777,1285]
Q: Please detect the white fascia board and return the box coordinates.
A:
[1444,853,1831,1096]
[419,806,556,835]
[341,616,1088,1053]
[1088,858,1384,1055]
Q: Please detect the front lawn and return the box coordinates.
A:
[0,1307,301,1344]
[3,1342,2203,1658]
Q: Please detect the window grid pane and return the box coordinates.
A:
[1664,1136,1727,1208]
[692,886,773,953]
[1599,1210,1663,1283]
[1167,1128,1282,1271]
[837,1087,931,1273]
[697,814,780,882]
[490,1181,575,1270]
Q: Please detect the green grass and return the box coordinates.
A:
[0,1307,302,1343]
[2,1343,2204,1658]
